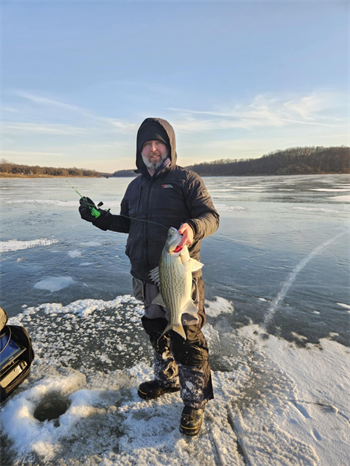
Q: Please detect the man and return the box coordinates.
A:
[79,117,219,436]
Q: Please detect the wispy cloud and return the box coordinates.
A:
[3,122,88,136]
[2,150,66,158]
[14,91,83,113]
[101,119,138,134]
[169,91,345,133]
[10,90,140,135]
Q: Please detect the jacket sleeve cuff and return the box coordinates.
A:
[92,213,112,231]
[186,220,197,239]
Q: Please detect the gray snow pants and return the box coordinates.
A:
[133,276,214,409]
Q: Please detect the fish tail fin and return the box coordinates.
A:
[159,322,187,341]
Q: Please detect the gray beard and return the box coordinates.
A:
[142,151,169,172]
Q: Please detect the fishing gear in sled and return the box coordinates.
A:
[0,307,35,401]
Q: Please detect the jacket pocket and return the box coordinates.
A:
[132,278,145,301]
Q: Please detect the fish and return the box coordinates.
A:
[149,227,204,340]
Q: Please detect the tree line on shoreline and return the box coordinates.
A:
[0,160,100,177]
[112,146,349,177]
[184,146,349,176]
[1,146,349,178]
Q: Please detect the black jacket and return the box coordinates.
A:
[97,118,219,282]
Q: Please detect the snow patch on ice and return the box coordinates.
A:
[79,241,102,247]
[34,276,75,292]
[337,302,350,310]
[292,206,342,214]
[1,297,349,466]
[6,199,78,207]
[215,204,246,212]
[238,324,350,466]
[205,297,234,317]
[311,188,350,192]
[0,238,59,253]
[328,195,350,202]
[1,371,86,458]
[68,250,82,258]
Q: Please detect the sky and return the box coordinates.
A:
[1,1,349,173]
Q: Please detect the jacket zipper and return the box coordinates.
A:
[144,179,153,273]
[136,185,143,215]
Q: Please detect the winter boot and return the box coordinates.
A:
[138,380,180,400]
[179,406,205,436]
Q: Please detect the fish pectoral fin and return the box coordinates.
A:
[161,323,187,340]
[152,292,166,307]
[149,266,160,287]
[188,258,204,273]
[181,300,198,316]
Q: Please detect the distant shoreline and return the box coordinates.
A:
[0,173,103,179]
[1,146,348,178]
[1,172,349,179]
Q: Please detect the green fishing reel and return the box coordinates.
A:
[82,197,102,219]
[80,196,106,219]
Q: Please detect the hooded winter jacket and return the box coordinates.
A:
[96,117,219,282]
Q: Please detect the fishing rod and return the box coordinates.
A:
[66,180,102,219]
[66,180,169,230]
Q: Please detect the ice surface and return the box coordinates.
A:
[1,175,349,465]
[5,200,79,207]
[239,325,350,466]
[1,296,348,466]
[79,242,102,247]
[264,231,347,327]
[215,204,246,212]
[311,188,350,192]
[5,199,123,208]
[33,277,75,292]
[292,206,343,213]
[329,195,350,202]
[68,250,82,258]
[0,238,59,253]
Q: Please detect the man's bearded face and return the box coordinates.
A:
[141,140,168,172]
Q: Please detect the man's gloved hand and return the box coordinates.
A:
[79,197,112,231]
[79,197,101,222]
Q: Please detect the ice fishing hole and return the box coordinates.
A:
[34,393,71,424]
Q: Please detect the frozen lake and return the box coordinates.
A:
[0,175,349,465]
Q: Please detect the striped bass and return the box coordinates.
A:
[149,227,203,340]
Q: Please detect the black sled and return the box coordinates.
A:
[0,307,35,402]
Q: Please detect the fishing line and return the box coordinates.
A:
[66,180,169,230]
[119,214,169,230]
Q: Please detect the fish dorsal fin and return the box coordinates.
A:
[181,300,198,316]
[152,292,166,308]
[149,266,160,287]
[189,258,204,273]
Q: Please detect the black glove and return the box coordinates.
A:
[79,197,99,222]
[79,197,112,231]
